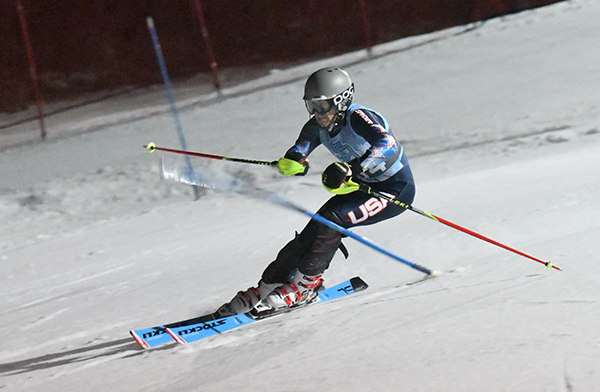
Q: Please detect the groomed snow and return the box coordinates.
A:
[1,1,599,390]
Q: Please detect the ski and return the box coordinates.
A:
[130,312,220,349]
[130,276,368,349]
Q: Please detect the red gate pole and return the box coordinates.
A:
[192,0,221,92]
[16,0,47,139]
[358,0,373,56]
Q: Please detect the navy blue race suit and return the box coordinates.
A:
[262,104,415,283]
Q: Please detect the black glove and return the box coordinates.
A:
[322,162,361,195]
[322,162,351,189]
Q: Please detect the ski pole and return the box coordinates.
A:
[144,142,277,167]
[162,161,439,276]
[359,185,560,271]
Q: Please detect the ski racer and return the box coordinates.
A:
[218,67,416,316]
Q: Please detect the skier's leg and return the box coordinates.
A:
[265,209,342,310]
[297,209,343,275]
[222,181,414,315]
[217,232,310,316]
[261,232,308,284]
[265,184,413,310]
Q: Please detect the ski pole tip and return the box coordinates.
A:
[546,260,561,271]
[429,270,442,277]
[146,142,156,153]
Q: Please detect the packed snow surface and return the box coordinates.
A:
[1,1,599,390]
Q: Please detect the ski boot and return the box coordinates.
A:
[215,280,279,318]
[264,270,324,311]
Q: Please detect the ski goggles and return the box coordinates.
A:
[305,98,335,115]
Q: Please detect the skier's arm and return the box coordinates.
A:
[349,109,400,179]
[277,120,321,177]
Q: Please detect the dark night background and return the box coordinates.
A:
[1,0,561,113]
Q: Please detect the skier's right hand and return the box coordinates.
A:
[277,152,309,176]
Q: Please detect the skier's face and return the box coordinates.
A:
[305,98,336,129]
[314,107,336,129]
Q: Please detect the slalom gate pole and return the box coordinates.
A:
[192,0,221,91]
[359,185,560,271]
[144,143,277,167]
[146,17,201,199]
[16,0,46,140]
[291,204,438,276]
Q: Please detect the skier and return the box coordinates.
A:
[218,67,415,316]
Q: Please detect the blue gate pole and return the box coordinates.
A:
[147,16,201,199]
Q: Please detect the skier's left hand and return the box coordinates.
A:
[277,151,309,176]
[322,162,360,195]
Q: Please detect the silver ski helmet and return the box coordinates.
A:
[303,67,354,117]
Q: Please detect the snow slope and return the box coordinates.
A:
[1,1,599,390]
